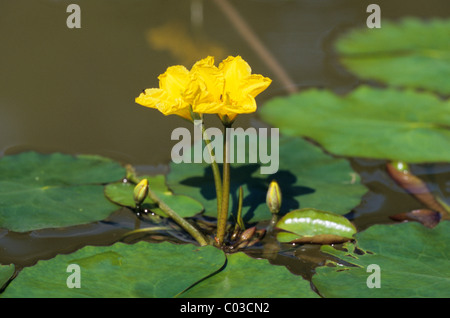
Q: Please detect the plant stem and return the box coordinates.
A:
[120,226,172,241]
[216,122,232,246]
[126,139,209,246]
[202,124,223,215]
[436,196,450,220]
[236,186,245,230]
[147,188,208,246]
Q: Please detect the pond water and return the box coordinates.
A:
[0,0,449,285]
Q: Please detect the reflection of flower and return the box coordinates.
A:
[146,22,226,66]
[135,56,272,123]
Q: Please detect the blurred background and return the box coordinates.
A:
[1,0,448,168]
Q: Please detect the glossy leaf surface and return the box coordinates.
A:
[0,152,125,232]
[312,221,450,297]
[336,18,450,95]
[276,208,356,244]
[260,86,450,163]
[1,242,225,298]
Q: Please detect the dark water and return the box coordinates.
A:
[0,0,449,285]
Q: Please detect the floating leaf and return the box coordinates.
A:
[312,221,450,297]
[104,175,204,218]
[336,18,450,95]
[1,242,225,298]
[0,265,14,290]
[180,252,319,298]
[259,86,450,163]
[276,208,356,244]
[0,152,125,232]
[167,133,367,223]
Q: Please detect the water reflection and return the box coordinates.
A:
[3,0,447,166]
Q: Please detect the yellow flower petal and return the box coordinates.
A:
[242,74,272,98]
[192,100,225,115]
[136,88,191,120]
[135,88,166,109]
[158,65,190,98]
[192,56,224,100]
[136,65,193,120]
[192,56,215,68]
[219,56,251,101]
[217,94,256,120]
[188,56,225,114]
[216,56,271,120]
[168,107,192,121]
[135,55,271,122]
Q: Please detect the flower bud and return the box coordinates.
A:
[133,179,149,206]
[390,161,410,174]
[266,180,282,214]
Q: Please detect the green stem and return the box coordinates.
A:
[202,124,223,215]
[436,196,450,220]
[120,226,172,241]
[236,186,245,230]
[267,213,278,234]
[190,108,223,215]
[147,188,208,246]
[216,122,231,246]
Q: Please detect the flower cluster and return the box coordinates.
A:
[135,56,272,123]
[135,56,272,247]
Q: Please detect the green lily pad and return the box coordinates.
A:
[1,242,225,298]
[259,86,450,163]
[276,208,356,244]
[167,133,367,223]
[104,175,204,218]
[336,18,450,95]
[312,221,450,298]
[0,264,14,290]
[180,252,319,298]
[0,152,126,232]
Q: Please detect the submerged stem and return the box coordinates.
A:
[119,226,172,241]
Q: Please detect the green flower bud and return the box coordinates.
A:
[266,180,282,214]
[133,179,149,206]
[391,161,410,174]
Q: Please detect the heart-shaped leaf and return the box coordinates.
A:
[312,221,450,297]
[104,175,204,218]
[0,152,126,232]
[167,133,367,223]
[1,242,225,298]
[336,18,450,95]
[180,252,319,298]
[259,86,450,163]
[0,264,14,290]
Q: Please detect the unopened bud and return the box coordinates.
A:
[391,161,410,174]
[133,179,149,206]
[266,180,282,214]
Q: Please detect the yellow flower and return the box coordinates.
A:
[135,56,271,123]
[135,65,192,120]
[184,56,225,114]
[192,56,272,123]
